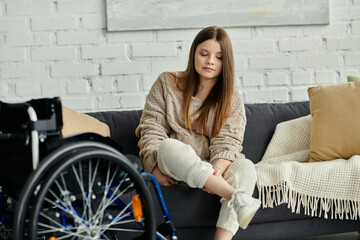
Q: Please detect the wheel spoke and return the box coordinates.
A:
[102,234,111,240]
[99,201,134,235]
[37,221,86,238]
[91,164,124,225]
[86,158,100,222]
[105,218,136,225]
[91,180,132,225]
[97,161,113,226]
[38,211,63,228]
[43,196,84,224]
[51,179,77,219]
[104,227,145,233]
[71,162,93,223]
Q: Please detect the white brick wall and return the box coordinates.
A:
[92,78,114,93]
[81,45,126,59]
[267,72,288,86]
[0,18,26,32]
[132,43,177,57]
[57,31,102,45]
[57,0,103,14]
[102,63,147,77]
[0,0,360,111]
[279,39,322,52]
[31,17,76,31]
[353,22,360,35]
[0,49,25,62]
[7,2,51,16]
[31,47,76,61]
[242,73,263,87]
[16,82,41,96]
[249,56,292,69]
[292,72,313,85]
[2,65,46,78]
[234,40,275,53]
[51,64,97,77]
[5,33,50,46]
[315,71,336,84]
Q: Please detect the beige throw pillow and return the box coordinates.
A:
[62,106,110,137]
[308,80,360,162]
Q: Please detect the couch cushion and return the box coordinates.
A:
[87,110,142,156]
[152,184,310,229]
[308,81,360,161]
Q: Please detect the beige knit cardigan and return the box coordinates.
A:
[135,72,247,173]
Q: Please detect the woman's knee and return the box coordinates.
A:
[227,158,256,174]
[157,138,202,169]
[158,138,190,162]
[223,158,257,190]
[157,138,213,188]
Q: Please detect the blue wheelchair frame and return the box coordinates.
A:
[108,172,178,240]
[143,173,178,240]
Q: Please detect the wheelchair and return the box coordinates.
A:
[0,97,177,240]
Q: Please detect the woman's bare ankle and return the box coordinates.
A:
[214,227,233,240]
[204,175,235,200]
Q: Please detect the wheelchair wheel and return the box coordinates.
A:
[28,148,156,240]
[13,141,141,239]
[27,148,156,240]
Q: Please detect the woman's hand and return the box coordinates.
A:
[202,159,232,194]
[212,159,232,176]
[152,166,179,186]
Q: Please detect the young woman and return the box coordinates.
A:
[135,26,260,240]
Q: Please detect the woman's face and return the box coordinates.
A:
[194,39,223,82]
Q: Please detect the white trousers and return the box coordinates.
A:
[157,138,257,235]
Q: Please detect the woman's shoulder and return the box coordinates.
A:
[150,72,171,90]
[232,89,244,104]
[160,71,184,82]
[157,71,184,92]
[230,89,246,117]
[156,72,174,85]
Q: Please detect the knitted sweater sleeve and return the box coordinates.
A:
[209,92,247,164]
[135,74,170,173]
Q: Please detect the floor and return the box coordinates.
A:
[292,232,359,240]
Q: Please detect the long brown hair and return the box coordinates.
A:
[180,26,234,139]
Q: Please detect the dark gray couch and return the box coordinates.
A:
[89,101,360,240]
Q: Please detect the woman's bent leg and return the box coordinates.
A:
[157,138,214,188]
[216,159,258,235]
[158,139,241,201]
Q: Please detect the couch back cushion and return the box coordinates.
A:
[243,102,309,164]
[88,110,143,156]
[88,101,310,164]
